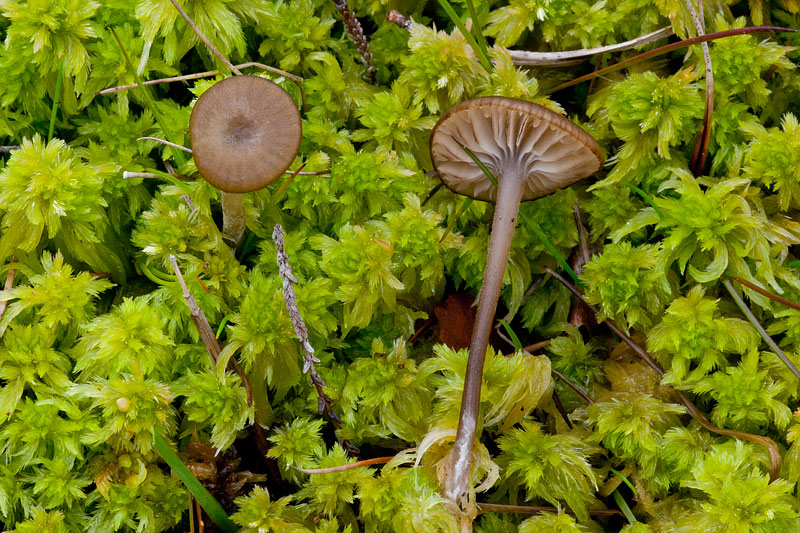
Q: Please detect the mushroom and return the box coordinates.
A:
[429,96,603,503]
[190,75,302,246]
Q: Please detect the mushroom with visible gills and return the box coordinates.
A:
[190,75,302,246]
[429,96,604,504]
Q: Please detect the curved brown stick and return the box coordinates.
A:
[551,26,796,92]
[167,0,241,75]
[729,275,800,311]
[290,455,394,474]
[552,368,594,405]
[545,267,782,482]
[97,62,308,112]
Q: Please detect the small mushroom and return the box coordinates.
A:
[429,96,603,503]
[190,75,302,246]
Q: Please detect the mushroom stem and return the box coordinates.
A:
[445,169,526,503]
[221,192,246,247]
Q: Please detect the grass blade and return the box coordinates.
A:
[48,57,65,142]
[498,319,523,350]
[437,0,493,71]
[461,144,584,290]
[621,182,664,220]
[612,490,637,523]
[152,432,239,533]
[522,216,585,291]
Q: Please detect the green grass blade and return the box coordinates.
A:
[48,57,65,142]
[110,28,188,168]
[612,489,637,523]
[461,145,498,187]
[462,143,583,290]
[521,216,585,291]
[152,432,239,533]
[437,0,493,71]
[609,468,637,496]
[440,197,473,243]
[463,0,490,64]
[621,182,664,220]
[498,319,523,351]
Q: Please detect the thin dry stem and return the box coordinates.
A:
[0,146,21,153]
[510,26,674,66]
[729,275,800,311]
[96,62,306,109]
[138,136,193,153]
[290,455,394,474]
[552,26,796,92]
[551,368,594,404]
[551,387,574,429]
[167,0,241,75]
[168,254,253,407]
[545,266,783,482]
[523,338,551,353]
[723,279,800,380]
[497,276,545,329]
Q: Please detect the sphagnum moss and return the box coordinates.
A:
[1,1,800,532]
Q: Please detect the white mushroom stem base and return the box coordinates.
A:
[444,170,526,504]
[221,192,246,247]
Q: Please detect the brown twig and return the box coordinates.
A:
[272,225,359,455]
[168,254,253,407]
[496,276,545,329]
[332,0,376,83]
[408,317,434,344]
[476,502,622,517]
[551,368,594,405]
[138,137,193,153]
[545,266,782,482]
[551,26,796,92]
[290,455,395,474]
[272,163,306,201]
[167,0,241,75]
[723,279,800,381]
[729,275,800,311]
[523,338,551,353]
[0,257,18,328]
[685,0,714,176]
[0,146,21,153]
[551,387,574,429]
[96,61,307,111]
[421,182,444,206]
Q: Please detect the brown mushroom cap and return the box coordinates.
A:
[430,96,604,202]
[190,75,302,193]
